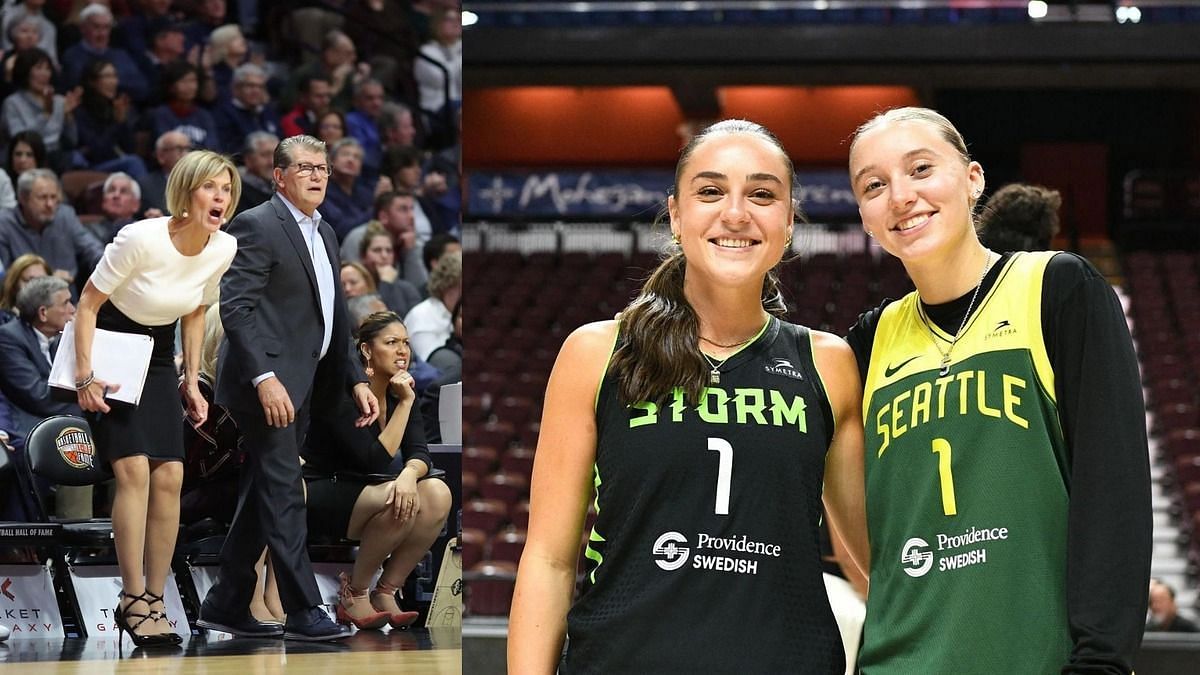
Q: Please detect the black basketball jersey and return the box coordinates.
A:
[563,318,844,675]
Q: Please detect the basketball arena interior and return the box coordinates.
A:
[464,1,1200,673]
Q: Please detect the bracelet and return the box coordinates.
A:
[75,372,95,390]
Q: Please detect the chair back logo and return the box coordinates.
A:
[55,426,95,470]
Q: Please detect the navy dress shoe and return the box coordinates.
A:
[283,606,352,641]
[197,600,285,637]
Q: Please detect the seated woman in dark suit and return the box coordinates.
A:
[303,311,453,630]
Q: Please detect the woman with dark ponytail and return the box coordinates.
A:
[509,120,869,673]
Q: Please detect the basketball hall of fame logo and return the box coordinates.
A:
[55,426,96,470]
[652,531,690,571]
[900,537,934,577]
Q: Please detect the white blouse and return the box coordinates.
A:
[89,217,236,326]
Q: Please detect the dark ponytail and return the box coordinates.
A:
[611,253,788,407]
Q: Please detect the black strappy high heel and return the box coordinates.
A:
[114,591,175,648]
[143,590,184,645]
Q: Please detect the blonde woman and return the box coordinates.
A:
[74,149,240,647]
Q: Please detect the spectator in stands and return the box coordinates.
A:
[0,168,104,291]
[322,137,374,241]
[404,249,458,362]
[844,107,1149,671]
[138,129,191,214]
[379,102,418,151]
[341,191,426,291]
[316,109,346,147]
[0,275,91,519]
[359,223,421,317]
[282,29,360,112]
[0,251,48,324]
[421,232,460,279]
[6,129,44,183]
[413,4,460,148]
[978,182,1062,253]
[86,172,144,244]
[73,58,148,178]
[0,275,78,436]
[148,60,219,151]
[509,120,867,673]
[1147,578,1199,632]
[1,16,47,100]
[303,311,451,630]
[345,79,386,185]
[280,74,331,139]
[2,48,80,173]
[345,0,417,100]
[133,18,187,103]
[214,63,280,154]
[0,1,57,67]
[0,152,16,209]
[116,0,176,60]
[340,260,376,300]
[235,131,276,215]
[383,146,450,246]
[347,292,387,328]
[73,150,239,647]
[62,3,149,104]
[205,23,248,103]
[182,0,227,52]
[420,299,459,444]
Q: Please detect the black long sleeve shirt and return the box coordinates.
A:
[846,252,1152,674]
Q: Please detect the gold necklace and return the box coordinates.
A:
[920,251,997,377]
[699,350,735,385]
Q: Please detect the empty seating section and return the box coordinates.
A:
[1126,250,1200,594]
[464,246,914,614]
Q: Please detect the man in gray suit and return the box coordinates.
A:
[198,135,379,640]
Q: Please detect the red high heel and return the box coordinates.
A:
[370,580,420,629]
[335,572,391,630]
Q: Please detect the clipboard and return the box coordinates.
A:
[49,320,154,406]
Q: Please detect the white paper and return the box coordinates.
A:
[49,320,154,405]
[438,382,462,444]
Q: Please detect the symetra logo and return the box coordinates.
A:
[652,531,690,571]
[900,537,934,577]
[764,358,803,380]
[985,319,1017,341]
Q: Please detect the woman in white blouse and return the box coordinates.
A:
[72,150,240,648]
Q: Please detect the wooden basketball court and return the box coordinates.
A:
[0,628,462,674]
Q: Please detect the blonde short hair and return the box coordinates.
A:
[165,150,241,220]
[428,250,461,299]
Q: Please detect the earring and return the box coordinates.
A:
[671,232,680,245]
[181,210,189,218]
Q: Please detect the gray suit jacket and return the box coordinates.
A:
[0,319,80,436]
[216,194,364,416]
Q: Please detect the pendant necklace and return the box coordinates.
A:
[921,250,997,377]
[700,351,734,385]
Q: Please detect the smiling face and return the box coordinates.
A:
[188,170,234,232]
[849,119,984,265]
[667,132,793,290]
[363,321,411,379]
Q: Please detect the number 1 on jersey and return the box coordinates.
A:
[931,438,957,516]
[708,437,733,515]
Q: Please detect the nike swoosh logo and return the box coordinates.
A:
[883,355,921,378]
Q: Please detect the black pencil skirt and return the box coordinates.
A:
[85,303,184,464]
